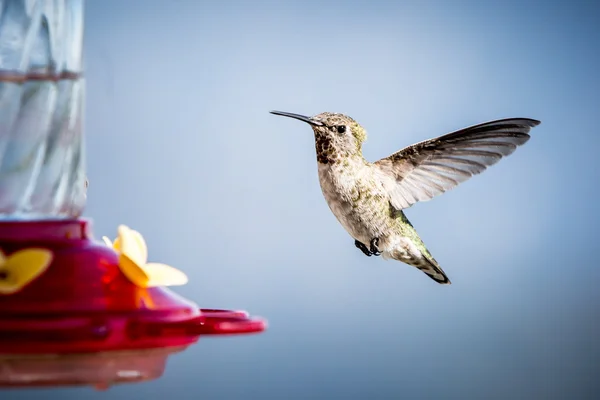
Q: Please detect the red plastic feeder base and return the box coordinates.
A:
[0,219,266,355]
[0,347,185,388]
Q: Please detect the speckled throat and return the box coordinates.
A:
[315,131,349,165]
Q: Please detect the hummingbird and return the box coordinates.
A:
[270,110,540,284]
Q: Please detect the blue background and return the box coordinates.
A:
[7,0,600,399]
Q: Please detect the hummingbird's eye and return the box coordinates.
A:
[336,125,346,134]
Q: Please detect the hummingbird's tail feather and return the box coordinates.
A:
[411,256,451,285]
[385,245,451,284]
[384,211,452,284]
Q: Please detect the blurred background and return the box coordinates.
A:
[7,0,599,398]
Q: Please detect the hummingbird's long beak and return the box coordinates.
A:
[270,110,324,126]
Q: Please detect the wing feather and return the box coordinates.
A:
[374,118,540,210]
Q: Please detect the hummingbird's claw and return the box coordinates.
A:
[369,238,381,256]
[355,240,372,257]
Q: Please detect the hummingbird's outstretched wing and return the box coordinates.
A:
[374,118,540,210]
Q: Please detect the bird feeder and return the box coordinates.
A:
[0,0,265,388]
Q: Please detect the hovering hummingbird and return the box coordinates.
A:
[270,110,540,284]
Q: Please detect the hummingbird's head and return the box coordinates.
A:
[270,110,367,164]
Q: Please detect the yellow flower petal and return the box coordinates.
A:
[143,263,189,287]
[0,250,6,265]
[102,235,121,253]
[0,249,53,295]
[129,229,147,259]
[113,236,121,252]
[118,225,147,266]
[118,253,150,287]
[108,225,188,289]
[134,289,155,309]
[102,236,113,247]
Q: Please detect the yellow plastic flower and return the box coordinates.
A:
[103,225,188,288]
[0,248,53,295]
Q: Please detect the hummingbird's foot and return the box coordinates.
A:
[355,240,372,257]
[369,238,381,256]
